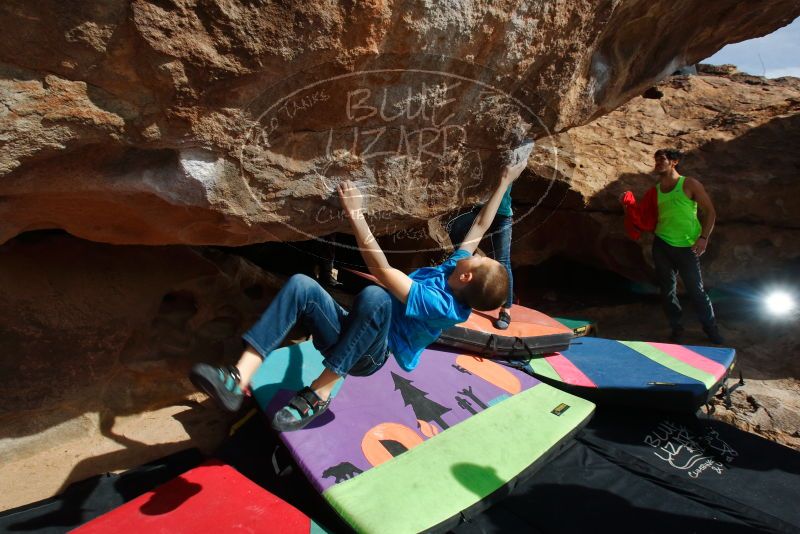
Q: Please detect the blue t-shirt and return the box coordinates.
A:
[387,249,473,371]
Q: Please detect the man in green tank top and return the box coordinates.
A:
[651,149,724,344]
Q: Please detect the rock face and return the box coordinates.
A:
[512,69,800,286]
[1,1,799,246]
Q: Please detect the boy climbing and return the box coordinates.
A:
[189,154,526,432]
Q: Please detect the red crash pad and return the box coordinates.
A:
[74,460,311,533]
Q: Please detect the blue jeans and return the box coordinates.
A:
[243,274,392,376]
[652,236,716,330]
[447,208,514,308]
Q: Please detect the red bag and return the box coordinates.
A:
[622,187,657,240]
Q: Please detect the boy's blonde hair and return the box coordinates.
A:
[455,260,509,311]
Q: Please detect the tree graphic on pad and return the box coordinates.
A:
[391,372,451,431]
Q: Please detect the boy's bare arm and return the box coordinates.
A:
[338,180,413,303]
[458,156,527,255]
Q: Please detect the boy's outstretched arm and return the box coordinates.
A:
[338,180,413,303]
[458,156,527,255]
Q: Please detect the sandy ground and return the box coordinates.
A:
[0,393,235,512]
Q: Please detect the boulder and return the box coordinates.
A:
[512,71,800,286]
[1,1,799,245]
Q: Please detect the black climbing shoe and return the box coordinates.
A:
[272,387,331,432]
[494,310,511,330]
[189,363,244,412]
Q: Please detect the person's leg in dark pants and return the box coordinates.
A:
[652,236,683,340]
[489,215,514,328]
[673,246,722,344]
[447,208,479,251]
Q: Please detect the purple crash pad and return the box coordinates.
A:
[251,342,541,492]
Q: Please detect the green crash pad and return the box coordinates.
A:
[250,341,595,533]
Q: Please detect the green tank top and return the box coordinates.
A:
[655,175,702,247]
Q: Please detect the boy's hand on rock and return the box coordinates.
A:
[338,180,364,218]
[501,140,534,184]
[501,157,527,183]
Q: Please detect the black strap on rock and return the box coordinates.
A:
[517,336,548,361]
[723,371,745,408]
[478,334,557,362]
[508,336,526,360]
[518,337,535,359]
[271,445,293,477]
[478,334,498,359]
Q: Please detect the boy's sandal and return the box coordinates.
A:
[272,387,331,432]
[494,310,511,330]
